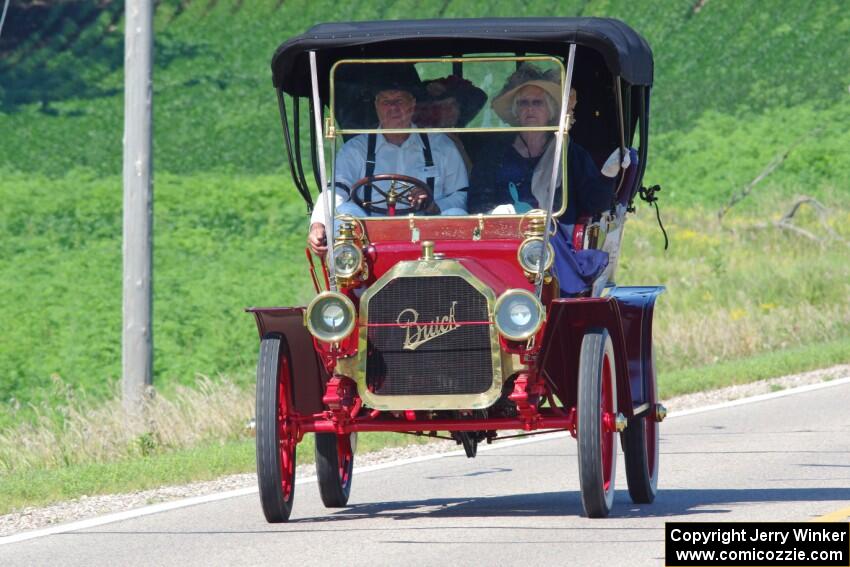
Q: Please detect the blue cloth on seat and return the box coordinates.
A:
[551,223,608,295]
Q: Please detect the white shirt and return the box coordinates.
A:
[311,130,469,225]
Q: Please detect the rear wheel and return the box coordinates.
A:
[315,432,356,507]
[577,329,618,518]
[256,334,297,523]
[622,346,660,503]
[622,414,659,503]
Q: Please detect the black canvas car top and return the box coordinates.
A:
[271,17,654,95]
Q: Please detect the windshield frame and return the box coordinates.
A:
[326,55,572,220]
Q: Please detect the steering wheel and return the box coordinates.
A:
[350,174,434,216]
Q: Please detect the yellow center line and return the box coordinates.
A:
[811,505,850,522]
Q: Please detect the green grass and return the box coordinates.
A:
[661,336,850,398]
[0,440,255,515]
[0,431,439,515]
[0,171,315,424]
[619,199,850,373]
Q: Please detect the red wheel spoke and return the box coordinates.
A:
[336,434,353,485]
[601,349,615,493]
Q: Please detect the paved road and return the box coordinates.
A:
[2,382,849,566]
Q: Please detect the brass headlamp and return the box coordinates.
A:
[517,212,554,283]
[333,215,368,286]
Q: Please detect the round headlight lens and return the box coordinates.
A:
[509,302,532,327]
[306,292,356,342]
[494,289,544,341]
[518,238,554,273]
[333,243,362,278]
[321,303,346,329]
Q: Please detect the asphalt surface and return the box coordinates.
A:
[2,381,849,567]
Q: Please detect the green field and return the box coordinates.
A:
[1,0,849,509]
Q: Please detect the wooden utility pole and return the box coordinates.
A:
[122,0,154,414]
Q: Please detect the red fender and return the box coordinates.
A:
[607,286,666,409]
[246,307,328,415]
[539,297,634,417]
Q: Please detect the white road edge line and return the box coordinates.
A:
[2,374,848,546]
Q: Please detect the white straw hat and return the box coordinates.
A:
[491,63,562,126]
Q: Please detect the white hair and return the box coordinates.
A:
[511,87,559,124]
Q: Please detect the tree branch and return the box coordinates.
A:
[717,128,822,221]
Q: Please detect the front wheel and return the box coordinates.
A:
[256,334,297,523]
[315,432,356,507]
[577,329,618,518]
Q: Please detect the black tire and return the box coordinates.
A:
[256,334,296,523]
[622,414,659,503]
[315,432,356,507]
[460,433,478,458]
[622,344,660,503]
[577,329,618,518]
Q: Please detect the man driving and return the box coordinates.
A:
[307,70,469,255]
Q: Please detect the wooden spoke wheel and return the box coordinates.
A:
[255,334,297,523]
[577,329,619,518]
[315,432,356,507]
[622,346,659,503]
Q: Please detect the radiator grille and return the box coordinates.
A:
[365,276,493,396]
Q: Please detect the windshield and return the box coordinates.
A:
[328,56,570,219]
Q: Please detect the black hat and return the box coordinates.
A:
[368,63,423,99]
[419,75,487,127]
[333,63,422,130]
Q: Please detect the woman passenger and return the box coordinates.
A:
[468,64,631,294]
[468,64,628,223]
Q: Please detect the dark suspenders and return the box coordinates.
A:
[364,133,378,203]
[364,133,435,205]
[418,133,435,192]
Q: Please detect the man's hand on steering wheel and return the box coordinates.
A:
[406,187,440,214]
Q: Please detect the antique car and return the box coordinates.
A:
[248,17,665,522]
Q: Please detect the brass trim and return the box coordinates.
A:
[493,289,545,341]
[335,355,357,378]
[615,412,628,432]
[356,259,502,410]
[517,236,555,275]
[305,291,357,343]
[472,214,485,241]
[501,352,529,378]
[420,240,435,260]
[336,126,559,135]
[334,214,368,245]
[519,209,557,238]
[333,215,368,286]
[332,242,364,279]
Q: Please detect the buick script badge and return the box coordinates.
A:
[397,301,460,351]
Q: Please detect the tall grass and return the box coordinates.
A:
[621,196,850,373]
[0,376,252,474]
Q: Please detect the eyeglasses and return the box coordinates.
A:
[515,98,546,109]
